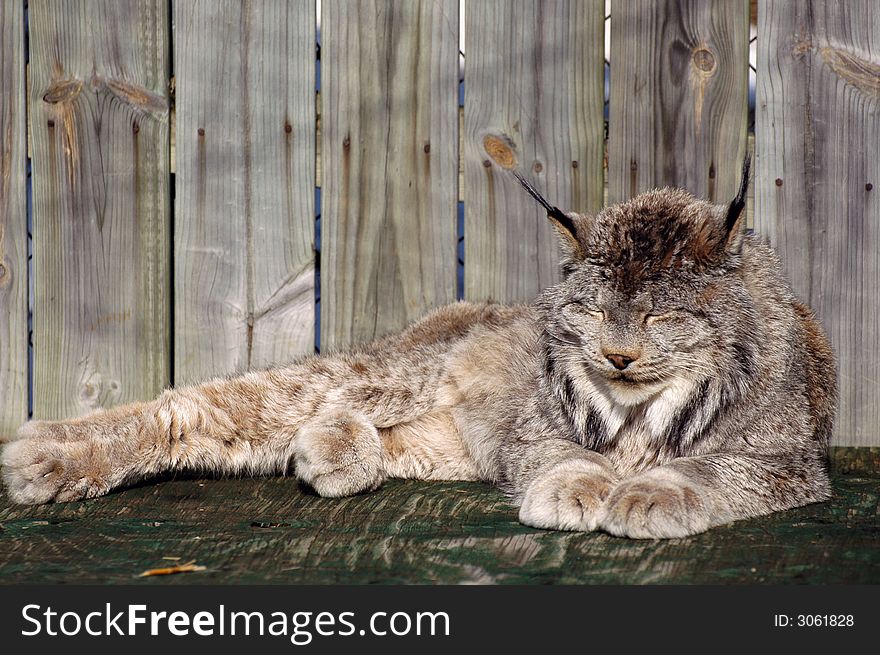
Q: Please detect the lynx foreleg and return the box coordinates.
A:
[502,431,620,532]
[599,453,831,538]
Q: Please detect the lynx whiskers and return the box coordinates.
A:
[2,156,836,539]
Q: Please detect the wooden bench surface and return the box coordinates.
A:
[1,464,877,585]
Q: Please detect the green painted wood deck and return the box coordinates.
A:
[1,450,877,585]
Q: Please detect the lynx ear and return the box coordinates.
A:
[512,171,588,261]
[549,211,590,263]
[724,153,751,253]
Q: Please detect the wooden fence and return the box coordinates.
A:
[0,0,877,447]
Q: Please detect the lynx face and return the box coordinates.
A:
[548,269,717,405]
[538,182,753,407]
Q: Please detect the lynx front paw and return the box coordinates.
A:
[2,422,113,504]
[599,469,712,539]
[519,460,618,532]
[292,410,385,497]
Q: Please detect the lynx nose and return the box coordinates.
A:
[605,352,637,370]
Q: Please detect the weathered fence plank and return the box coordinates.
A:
[464,0,605,303]
[320,0,458,351]
[0,1,28,436]
[608,0,749,203]
[755,0,880,446]
[29,0,170,419]
[173,0,315,382]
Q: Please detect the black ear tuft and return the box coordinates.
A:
[512,171,571,226]
[726,153,751,234]
[512,171,584,258]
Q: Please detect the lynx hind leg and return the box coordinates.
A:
[292,409,386,497]
[2,420,116,504]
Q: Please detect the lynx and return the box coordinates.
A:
[2,157,836,538]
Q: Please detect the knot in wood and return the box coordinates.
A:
[692,47,716,74]
[42,79,83,105]
[820,47,880,101]
[482,135,517,170]
[80,383,98,401]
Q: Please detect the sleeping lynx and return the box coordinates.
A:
[2,157,836,538]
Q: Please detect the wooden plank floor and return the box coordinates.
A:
[0,462,877,585]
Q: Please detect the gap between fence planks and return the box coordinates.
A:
[0,0,28,437]
[28,0,170,420]
[173,0,315,382]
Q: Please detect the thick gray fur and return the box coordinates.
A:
[2,159,836,539]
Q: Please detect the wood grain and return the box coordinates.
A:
[320,0,458,351]
[464,0,605,303]
[755,0,880,446]
[173,0,316,382]
[0,469,876,584]
[608,0,749,203]
[0,1,28,437]
[319,102,467,203]
[29,0,170,419]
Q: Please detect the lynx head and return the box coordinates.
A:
[521,158,757,406]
